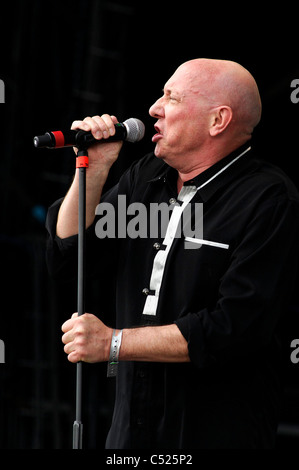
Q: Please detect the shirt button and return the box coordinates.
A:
[153,242,161,250]
[169,197,177,205]
[142,288,150,296]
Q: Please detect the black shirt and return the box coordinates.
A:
[46,143,299,449]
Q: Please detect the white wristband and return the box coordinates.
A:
[107,329,123,378]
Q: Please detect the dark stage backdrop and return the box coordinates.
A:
[0,0,298,450]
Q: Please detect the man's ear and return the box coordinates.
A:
[209,106,233,137]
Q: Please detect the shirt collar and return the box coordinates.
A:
[196,144,253,201]
[148,142,253,201]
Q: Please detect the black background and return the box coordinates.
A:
[0,0,299,450]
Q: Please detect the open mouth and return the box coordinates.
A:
[152,124,163,143]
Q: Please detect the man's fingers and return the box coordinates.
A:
[64,345,81,363]
[61,313,78,334]
[71,115,118,140]
[71,120,90,131]
[60,313,110,364]
[66,352,80,363]
[92,114,117,137]
[61,318,75,333]
[61,330,71,345]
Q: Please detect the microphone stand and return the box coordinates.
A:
[73,148,89,449]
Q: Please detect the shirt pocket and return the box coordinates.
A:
[182,236,232,295]
[184,236,230,250]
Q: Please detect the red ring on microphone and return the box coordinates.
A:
[52,131,65,148]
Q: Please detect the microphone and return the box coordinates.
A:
[33,118,145,149]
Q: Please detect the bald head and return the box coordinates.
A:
[149,58,262,173]
[175,58,262,138]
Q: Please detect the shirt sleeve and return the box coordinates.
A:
[45,197,80,281]
[175,195,299,369]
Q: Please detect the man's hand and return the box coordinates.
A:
[61,314,190,365]
[61,313,113,363]
[56,114,122,239]
[71,114,123,174]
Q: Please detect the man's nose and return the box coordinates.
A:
[149,96,164,119]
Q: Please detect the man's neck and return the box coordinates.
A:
[177,165,211,193]
[176,139,250,194]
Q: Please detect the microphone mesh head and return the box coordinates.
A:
[124,118,145,142]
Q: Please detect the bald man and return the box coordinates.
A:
[46,59,299,449]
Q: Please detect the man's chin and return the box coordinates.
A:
[153,148,177,169]
[153,144,165,160]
